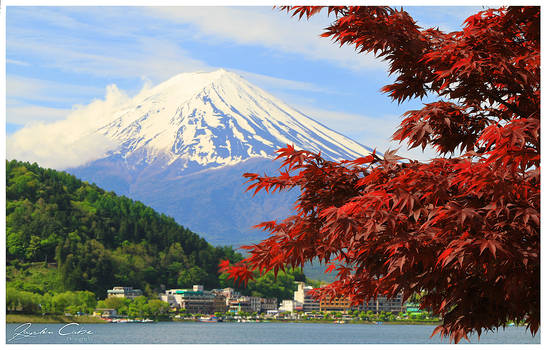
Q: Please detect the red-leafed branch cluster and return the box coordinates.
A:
[219,6,539,343]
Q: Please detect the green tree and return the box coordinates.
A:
[146,299,170,317]
[6,288,19,312]
[101,297,128,312]
[177,266,208,288]
[129,296,148,317]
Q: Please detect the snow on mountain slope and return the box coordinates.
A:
[93,69,373,169]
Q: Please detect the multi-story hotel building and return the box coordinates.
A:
[213,293,227,313]
[260,297,278,313]
[228,297,252,313]
[358,294,405,313]
[315,292,404,313]
[319,296,352,312]
[160,285,216,314]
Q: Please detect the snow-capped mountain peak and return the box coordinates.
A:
[70,69,377,245]
[93,69,373,170]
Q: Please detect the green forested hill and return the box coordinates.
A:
[6,160,242,298]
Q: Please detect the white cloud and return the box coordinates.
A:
[407,6,483,33]
[6,58,29,66]
[234,70,339,95]
[147,7,387,72]
[6,85,133,169]
[7,8,211,84]
[8,37,210,83]
[7,75,104,107]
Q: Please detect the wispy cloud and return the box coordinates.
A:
[7,75,104,107]
[7,7,211,83]
[235,70,339,95]
[406,6,483,33]
[7,105,72,126]
[8,35,210,83]
[147,6,387,72]
[6,58,29,66]
[297,105,439,161]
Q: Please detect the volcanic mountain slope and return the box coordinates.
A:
[70,69,374,245]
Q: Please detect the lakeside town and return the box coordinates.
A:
[88,283,437,324]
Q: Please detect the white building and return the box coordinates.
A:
[293,282,320,312]
[107,286,143,299]
[279,299,302,313]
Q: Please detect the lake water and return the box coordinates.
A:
[5,322,540,344]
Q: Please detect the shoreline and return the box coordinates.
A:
[6,314,440,325]
[6,314,109,324]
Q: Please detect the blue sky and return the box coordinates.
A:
[6,6,481,164]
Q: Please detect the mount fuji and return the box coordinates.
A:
[69,69,374,246]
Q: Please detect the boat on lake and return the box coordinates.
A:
[107,318,154,323]
[198,316,219,323]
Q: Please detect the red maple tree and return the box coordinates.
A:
[219,6,539,343]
